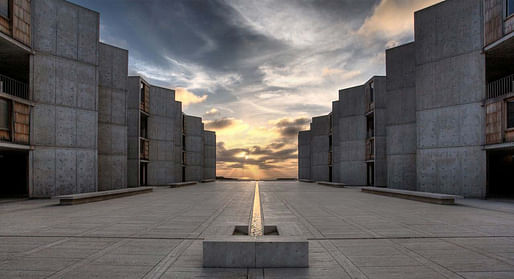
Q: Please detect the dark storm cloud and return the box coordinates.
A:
[273,117,311,138]
[217,142,297,170]
[205,118,236,130]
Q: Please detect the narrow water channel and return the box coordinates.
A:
[249,181,264,236]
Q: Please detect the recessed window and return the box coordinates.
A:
[507,100,514,129]
[369,82,374,103]
[508,0,514,17]
[0,99,9,130]
[0,0,8,19]
[140,114,148,138]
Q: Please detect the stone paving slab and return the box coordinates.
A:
[0,181,514,278]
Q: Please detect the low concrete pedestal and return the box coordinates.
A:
[203,236,308,268]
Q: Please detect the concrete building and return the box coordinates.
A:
[299,0,514,198]
[127,77,215,187]
[0,0,216,198]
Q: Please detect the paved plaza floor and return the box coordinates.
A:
[1,181,514,278]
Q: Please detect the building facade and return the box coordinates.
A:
[0,0,215,198]
[299,0,514,198]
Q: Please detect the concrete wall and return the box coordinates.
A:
[298,130,311,180]
[183,114,203,182]
[385,43,417,190]
[147,86,181,185]
[310,115,331,182]
[332,86,367,185]
[126,76,141,187]
[369,77,387,187]
[414,0,486,197]
[97,43,128,191]
[203,130,216,180]
[30,0,99,197]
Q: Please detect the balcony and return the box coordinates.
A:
[366,138,375,161]
[140,138,149,161]
[0,74,28,99]
[487,74,514,99]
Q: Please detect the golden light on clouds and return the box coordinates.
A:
[358,0,443,37]
[175,87,208,106]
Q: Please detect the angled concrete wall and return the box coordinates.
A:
[126,76,142,187]
[385,43,417,190]
[203,130,216,180]
[30,0,99,197]
[148,86,181,185]
[414,0,486,197]
[310,115,331,182]
[183,115,204,182]
[298,130,311,180]
[97,43,128,191]
[332,86,367,185]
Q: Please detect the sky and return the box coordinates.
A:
[71,0,442,180]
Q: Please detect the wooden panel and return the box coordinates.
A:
[140,138,149,160]
[12,0,30,46]
[484,0,504,46]
[486,101,503,144]
[506,130,514,142]
[0,129,9,141]
[505,16,514,34]
[13,101,29,144]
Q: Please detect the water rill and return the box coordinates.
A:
[203,181,309,268]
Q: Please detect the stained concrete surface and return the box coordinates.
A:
[1,181,514,278]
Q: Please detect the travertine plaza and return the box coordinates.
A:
[2,0,514,278]
[300,0,514,199]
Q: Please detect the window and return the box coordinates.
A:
[0,99,9,130]
[508,0,514,17]
[508,100,514,129]
[140,115,148,138]
[369,82,374,103]
[366,115,374,138]
[0,0,8,19]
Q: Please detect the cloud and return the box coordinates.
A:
[271,117,311,138]
[174,88,208,106]
[204,108,220,119]
[205,118,237,130]
[358,0,443,37]
[216,141,297,170]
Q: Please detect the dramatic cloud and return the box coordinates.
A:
[174,88,207,107]
[71,0,442,179]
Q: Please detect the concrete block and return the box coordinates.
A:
[56,106,77,147]
[55,58,77,107]
[55,149,77,195]
[417,103,484,149]
[127,159,139,187]
[112,49,128,91]
[33,54,56,104]
[386,124,417,155]
[32,148,56,197]
[98,44,113,87]
[56,2,78,60]
[111,155,127,189]
[386,88,416,125]
[386,43,416,92]
[111,125,127,155]
[76,110,97,149]
[255,240,309,268]
[127,136,139,159]
[127,77,141,110]
[203,239,255,268]
[98,155,111,191]
[78,7,99,65]
[98,87,111,122]
[77,149,96,193]
[333,161,366,186]
[77,63,97,110]
[338,116,366,141]
[98,124,111,154]
[111,90,126,125]
[387,154,417,190]
[32,104,56,146]
[127,110,139,137]
[33,0,57,53]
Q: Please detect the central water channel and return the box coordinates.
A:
[249,181,264,236]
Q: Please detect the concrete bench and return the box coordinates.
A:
[169,181,197,188]
[299,179,315,183]
[200,179,215,183]
[56,187,153,205]
[361,187,459,205]
[317,181,345,188]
